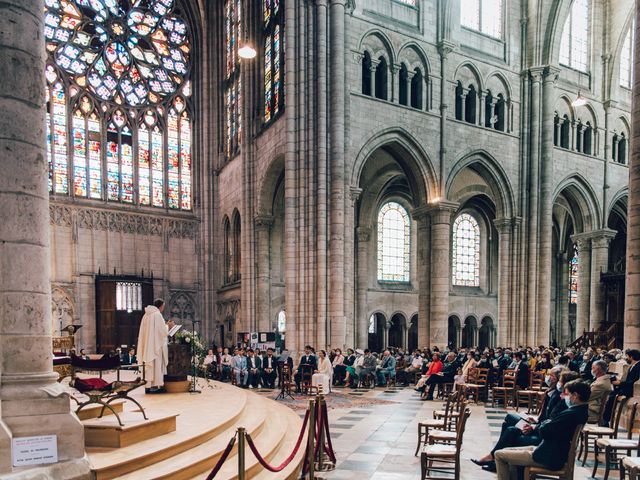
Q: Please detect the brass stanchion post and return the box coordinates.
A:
[316,385,325,470]
[307,399,315,480]
[238,427,246,480]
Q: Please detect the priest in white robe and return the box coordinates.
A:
[137,299,169,392]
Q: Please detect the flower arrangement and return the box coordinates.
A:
[174,329,209,377]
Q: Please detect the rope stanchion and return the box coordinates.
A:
[205,431,237,480]
[245,409,310,472]
[321,401,337,463]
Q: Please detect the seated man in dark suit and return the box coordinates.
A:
[246,349,262,388]
[294,345,318,392]
[471,368,578,471]
[121,348,137,366]
[260,348,278,388]
[612,348,640,397]
[493,380,590,479]
[514,352,530,389]
[423,351,460,401]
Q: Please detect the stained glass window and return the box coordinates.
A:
[369,315,376,334]
[43,0,193,210]
[620,23,635,88]
[377,202,411,282]
[461,0,503,39]
[277,310,286,332]
[263,0,284,123]
[225,0,242,158]
[116,282,142,312]
[569,244,579,304]
[452,213,480,287]
[559,0,590,72]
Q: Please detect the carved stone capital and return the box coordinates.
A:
[437,40,457,59]
[254,215,274,229]
[493,217,513,234]
[356,226,371,242]
[349,186,363,203]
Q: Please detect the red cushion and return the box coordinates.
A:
[74,377,111,393]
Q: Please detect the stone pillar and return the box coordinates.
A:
[571,235,592,338]
[0,0,89,476]
[413,207,431,348]
[328,0,346,348]
[625,3,640,349]
[494,218,512,346]
[254,215,273,333]
[559,252,571,343]
[589,229,617,331]
[427,201,458,348]
[355,227,371,348]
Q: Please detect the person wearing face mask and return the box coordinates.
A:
[493,380,590,479]
[587,360,612,424]
[461,351,477,382]
[471,367,570,472]
[612,349,640,397]
[579,350,595,381]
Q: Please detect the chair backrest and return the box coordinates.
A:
[502,369,516,388]
[562,424,584,478]
[596,393,609,425]
[455,407,472,447]
[530,371,546,390]
[626,401,639,440]
[612,395,629,434]
[467,368,479,383]
[476,368,489,386]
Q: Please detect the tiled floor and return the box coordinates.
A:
[311,386,608,480]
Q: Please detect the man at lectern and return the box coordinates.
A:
[137,299,169,393]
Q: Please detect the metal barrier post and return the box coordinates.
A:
[316,386,325,470]
[238,427,246,480]
[307,399,315,479]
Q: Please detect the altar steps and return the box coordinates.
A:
[85,381,304,480]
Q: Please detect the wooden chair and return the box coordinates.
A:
[415,392,456,456]
[492,369,516,407]
[427,401,469,445]
[420,408,471,480]
[459,368,489,404]
[592,401,640,480]
[523,424,583,480]
[436,380,455,399]
[434,390,465,429]
[579,394,628,466]
[620,456,640,480]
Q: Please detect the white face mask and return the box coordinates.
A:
[556,383,563,392]
[544,375,551,386]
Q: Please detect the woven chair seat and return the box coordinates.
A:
[583,425,615,434]
[528,466,567,476]
[429,430,456,441]
[419,418,446,427]
[422,444,457,457]
[597,438,638,448]
[623,456,640,469]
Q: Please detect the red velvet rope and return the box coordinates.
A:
[205,432,237,480]
[321,402,337,463]
[245,408,310,473]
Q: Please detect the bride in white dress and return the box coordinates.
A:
[312,350,333,394]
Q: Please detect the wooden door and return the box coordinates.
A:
[96,279,117,353]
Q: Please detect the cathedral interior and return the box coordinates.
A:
[2,0,640,478]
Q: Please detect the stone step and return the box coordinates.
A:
[83,413,178,448]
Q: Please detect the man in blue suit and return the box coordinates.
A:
[376,349,397,387]
[232,348,248,388]
[494,379,590,479]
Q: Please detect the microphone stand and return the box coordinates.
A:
[190,319,202,394]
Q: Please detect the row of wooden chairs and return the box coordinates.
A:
[416,391,471,480]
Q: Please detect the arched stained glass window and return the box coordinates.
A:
[452,213,480,287]
[43,0,193,210]
[569,244,579,304]
[277,310,286,332]
[461,0,503,39]
[559,0,590,72]
[620,23,635,88]
[368,314,376,334]
[72,96,102,199]
[46,67,69,195]
[263,0,284,123]
[377,202,411,282]
[225,0,242,158]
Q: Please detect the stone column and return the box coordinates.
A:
[329,0,346,348]
[0,0,89,476]
[355,227,371,348]
[589,229,617,331]
[254,215,273,333]
[413,206,431,347]
[625,4,640,349]
[494,218,512,346]
[571,234,592,338]
[559,252,571,343]
[427,201,458,348]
